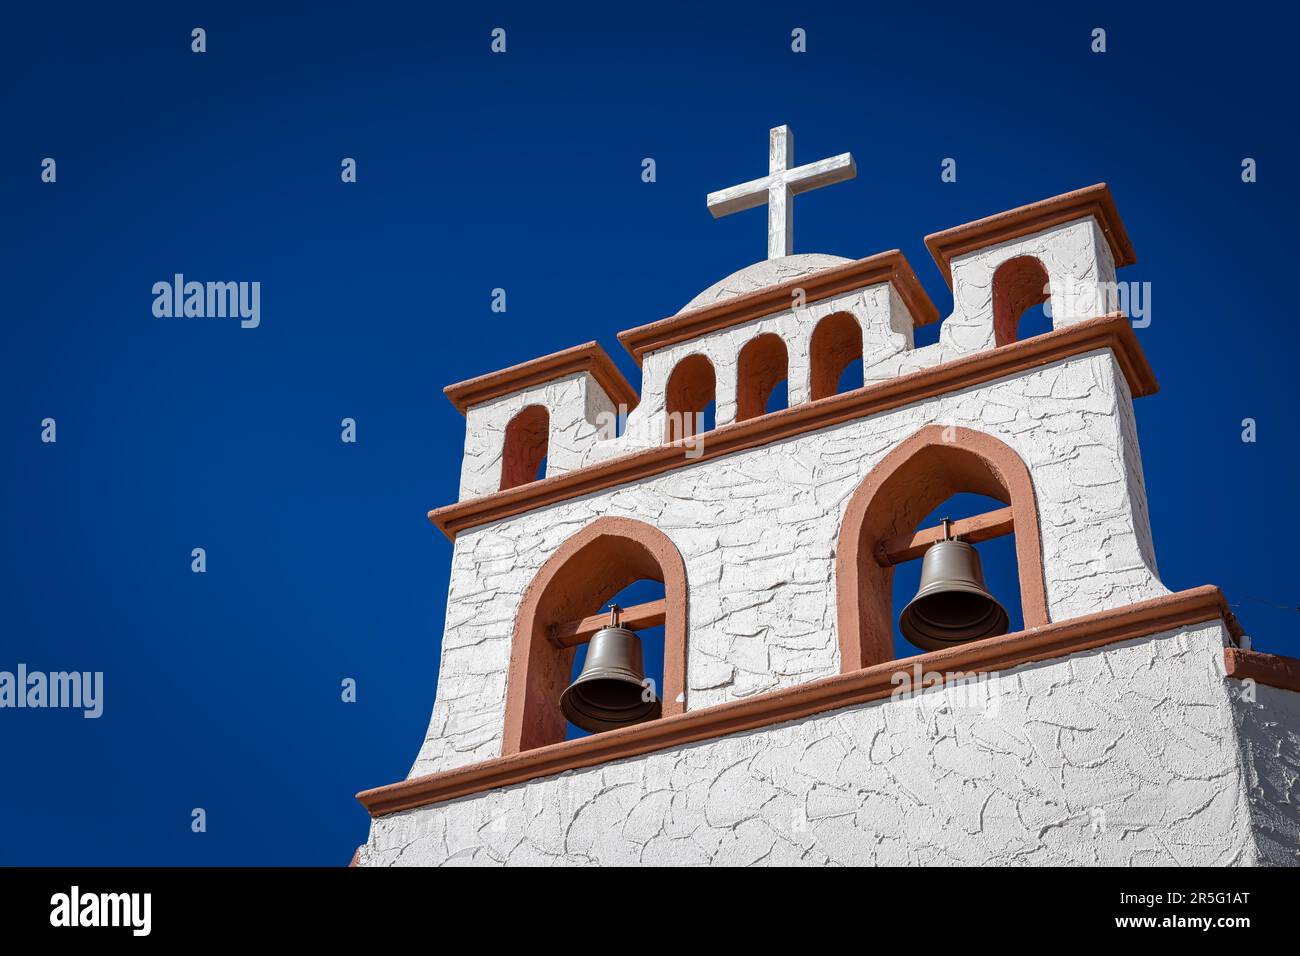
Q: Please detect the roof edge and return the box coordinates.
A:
[443,341,640,415]
[924,183,1137,287]
[618,250,941,366]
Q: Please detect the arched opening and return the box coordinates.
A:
[735,333,789,421]
[500,405,549,490]
[889,492,1024,659]
[835,425,1049,671]
[810,312,864,400]
[503,517,688,754]
[992,256,1051,346]
[664,353,716,442]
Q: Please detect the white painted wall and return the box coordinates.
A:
[412,349,1165,777]
[363,622,1265,866]
[452,215,1118,498]
[356,215,1293,869]
[1232,682,1300,865]
[457,372,619,500]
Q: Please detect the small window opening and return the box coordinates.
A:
[810,313,864,400]
[736,333,789,421]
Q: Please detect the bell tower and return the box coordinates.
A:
[353,129,1300,867]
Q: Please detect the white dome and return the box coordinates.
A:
[678,254,853,313]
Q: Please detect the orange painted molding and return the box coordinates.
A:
[356,586,1234,818]
[429,314,1156,541]
[925,184,1138,287]
[876,507,1014,566]
[550,599,667,648]
[443,341,640,415]
[617,250,941,365]
[1224,647,1300,692]
[501,517,688,755]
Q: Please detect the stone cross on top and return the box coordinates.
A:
[707,125,857,260]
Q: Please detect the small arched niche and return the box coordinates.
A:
[992,256,1052,346]
[809,312,864,400]
[835,425,1049,671]
[664,353,716,442]
[736,333,789,421]
[503,517,688,755]
[500,405,549,491]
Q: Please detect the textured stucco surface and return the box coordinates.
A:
[363,623,1264,867]
[453,215,1119,500]
[367,211,1300,868]
[413,349,1165,776]
[458,372,618,500]
[1232,682,1300,865]
[638,278,911,431]
[677,253,853,313]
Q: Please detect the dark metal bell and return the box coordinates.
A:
[899,521,1009,651]
[560,611,661,733]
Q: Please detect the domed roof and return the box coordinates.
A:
[678,254,853,313]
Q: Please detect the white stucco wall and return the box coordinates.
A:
[361,210,1285,869]
[458,372,619,500]
[635,278,910,433]
[412,349,1165,777]
[677,253,852,312]
[452,214,1120,500]
[364,621,1260,866]
[860,218,1118,387]
[1232,682,1300,865]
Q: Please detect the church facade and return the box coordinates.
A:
[354,133,1300,865]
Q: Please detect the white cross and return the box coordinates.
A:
[706,125,856,260]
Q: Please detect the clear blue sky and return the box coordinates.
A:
[3,2,1297,865]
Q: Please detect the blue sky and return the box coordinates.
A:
[2,2,1297,864]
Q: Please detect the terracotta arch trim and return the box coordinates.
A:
[356,587,1237,817]
[430,315,1156,540]
[501,516,688,755]
[809,311,864,401]
[736,333,789,421]
[835,425,1050,671]
[499,404,549,491]
[992,256,1051,347]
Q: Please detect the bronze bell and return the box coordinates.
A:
[560,604,661,733]
[899,518,1010,651]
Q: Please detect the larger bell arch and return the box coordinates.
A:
[502,517,688,755]
[835,425,1050,671]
